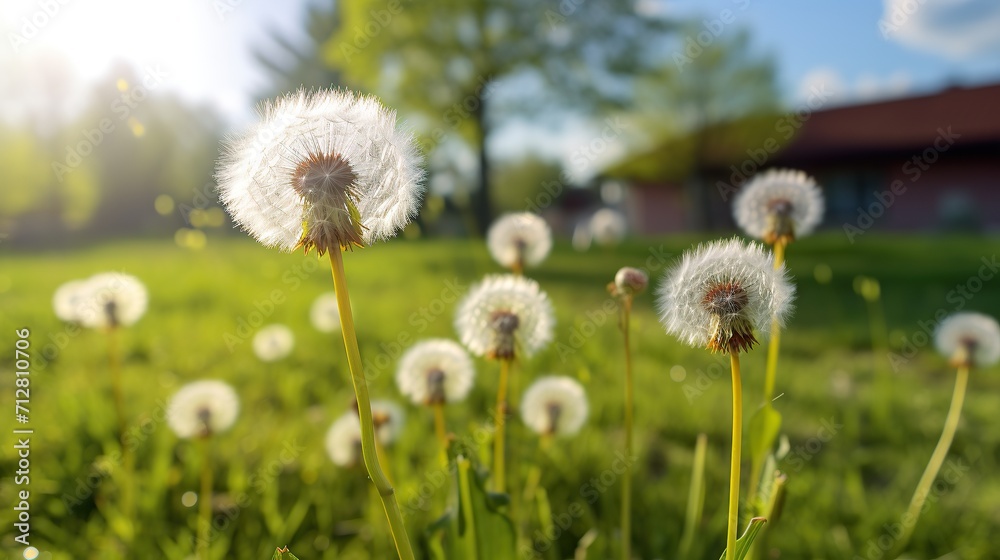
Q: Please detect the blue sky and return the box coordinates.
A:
[3,0,1000,166]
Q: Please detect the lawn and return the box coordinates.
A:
[1,232,999,559]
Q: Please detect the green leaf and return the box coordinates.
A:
[718,517,768,560]
[748,405,782,467]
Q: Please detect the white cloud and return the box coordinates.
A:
[795,67,847,105]
[881,0,1000,58]
[795,68,913,107]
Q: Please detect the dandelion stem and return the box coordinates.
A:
[893,365,969,556]
[433,403,448,466]
[328,248,415,560]
[493,358,511,493]
[197,439,213,560]
[621,295,634,560]
[726,351,744,560]
[108,327,135,539]
[761,238,785,404]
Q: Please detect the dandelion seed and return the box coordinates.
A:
[733,168,823,245]
[310,292,341,333]
[521,376,588,437]
[167,380,240,439]
[657,238,794,354]
[326,413,363,467]
[396,339,475,406]
[455,274,555,360]
[487,212,552,272]
[52,279,90,323]
[78,272,148,329]
[216,89,424,254]
[252,324,295,362]
[589,208,627,247]
[935,312,1000,368]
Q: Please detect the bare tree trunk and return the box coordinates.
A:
[471,90,493,236]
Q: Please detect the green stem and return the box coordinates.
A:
[108,327,135,540]
[621,297,634,560]
[197,439,213,559]
[726,352,744,560]
[328,249,415,560]
[433,403,448,467]
[493,358,510,493]
[892,365,969,556]
[761,239,785,405]
[679,433,708,558]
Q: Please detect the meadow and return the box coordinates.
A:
[1,232,999,559]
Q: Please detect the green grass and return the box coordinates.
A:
[1,232,999,559]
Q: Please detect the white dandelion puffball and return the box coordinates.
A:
[370,400,406,444]
[935,312,1000,368]
[613,267,649,297]
[487,212,552,270]
[253,324,295,362]
[657,237,795,354]
[216,89,424,254]
[310,292,341,333]
[590,208,627,247]
[396,339,476,406]
[733,168,824,244]
[167,380,240,439]
[52,279,90,322]
[455,274,555,360]
[521,376,589,437]
[325,413,362,467]
[77,272,148,329]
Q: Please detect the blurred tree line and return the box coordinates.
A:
[0,0,780,247]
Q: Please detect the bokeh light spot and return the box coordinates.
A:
[154,194,175,215]
[181,491,197,507]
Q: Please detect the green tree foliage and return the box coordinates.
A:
[324,0,674,232]
[254,1,343,96]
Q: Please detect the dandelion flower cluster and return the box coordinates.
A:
[935,312,1000,368]
[252,324,295,362]
[53,273,148,329]
[310,292,341,333]
[396,339,475,406]
[216,89,424,254]
[590,208,627,247]
[657,238,795,354]
[486,212,552,271]
[521,376,589,437]
[167,380,240,439]
[455,275,555,360]
[733,168,824,245]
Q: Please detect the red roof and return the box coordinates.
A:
[774,82,1000,163]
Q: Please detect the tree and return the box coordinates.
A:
[254,1,343,96]
[324,0,675,233]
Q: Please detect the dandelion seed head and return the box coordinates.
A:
[310,292,341,333]
[589,208,627,247]
[455,274,555,360]
[521,376,588,437]
[253,324,295,362]
[396,339,475,406]
[167,380,240,439]
[370,400,406,444]
[935,312,1000,368]
[77,272,148,329]
[486,212,552,270]
[325,413,362,467]
[216,89,424,254]
[733,168,824,244]
[53,279,91,322]
[657,237,795,354]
